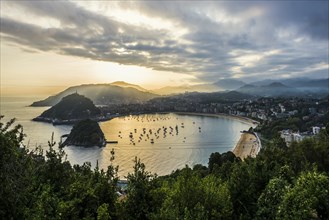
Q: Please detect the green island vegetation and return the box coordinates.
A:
[35,93,101,121]
[61,119,105,147]
[1,115,329,219]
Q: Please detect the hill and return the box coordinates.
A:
[31,83,158,106]
[213,79,246,90]
[152,79,245,95]
[237,82,302,97]
[33,93,101,123]
[152,85,198,95]
[109,81,149,92]
[250,78,329,97]
[61,119,105,147]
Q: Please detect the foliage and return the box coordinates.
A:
[1,116,329,219]
[122,157,156,220]
[0,117,118,219]
[151,169,232,220]
[40,93,101,120]
[277,170,329,219]
[63,119,105,147]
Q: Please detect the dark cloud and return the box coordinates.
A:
[1,0,328,82]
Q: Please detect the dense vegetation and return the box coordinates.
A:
[256,112,329,140]
[1,116,329,219]
[62,119,105,147]
[38,93,101,120]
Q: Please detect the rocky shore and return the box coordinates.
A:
[61,119,106,147]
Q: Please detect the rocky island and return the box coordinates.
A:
[61,119,106,147]
[33,93,104,125]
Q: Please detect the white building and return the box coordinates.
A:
[280,129,310,146]
[312,126,321,135]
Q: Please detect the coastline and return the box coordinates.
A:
[165,112,259,126]
[160,112,262,159]
[34,111,262,159]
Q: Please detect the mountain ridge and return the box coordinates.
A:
[31,83,158,106]
[30,77,329,106]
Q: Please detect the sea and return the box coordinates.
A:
[0,97,252,178]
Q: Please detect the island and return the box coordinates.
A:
[61,119,106,147]
[33,93,104,125]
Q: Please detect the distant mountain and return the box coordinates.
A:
[285,78,329,88]
[238,84,257,90]
[267,82,289,88]
[152,79,244,95]
[109,81,148,92]
[157,77,328,96]
[152,85,193,95]
[218,91,254,100]
[237,82,301,97]
[250,79,278,87]
[249,78,329,97]
[31,83,158,106]
[213,79,246,90]
[34,93,101,121]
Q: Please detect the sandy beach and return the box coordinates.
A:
[162,112,261,159]
[233,133,259,160]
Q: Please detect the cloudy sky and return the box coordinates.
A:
[1,0,328,96]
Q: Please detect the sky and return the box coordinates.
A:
[1,0,328,96]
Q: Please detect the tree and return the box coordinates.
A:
[256,177,290,219]
[124,157,155,220]
[0,117,31,219]
[152,168,232,220]
[277,170,329,219]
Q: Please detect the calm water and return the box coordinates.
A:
[1,97,252,177]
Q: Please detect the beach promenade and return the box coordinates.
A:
[233,132,260,160]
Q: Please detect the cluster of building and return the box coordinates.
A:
[103,96,327,121]
[280,126,323,146]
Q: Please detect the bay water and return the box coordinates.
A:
[1,97,251,177]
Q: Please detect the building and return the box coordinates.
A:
[280,129,311,146]
[312,126,321,135]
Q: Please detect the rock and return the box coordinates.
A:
[61,119,105,147]
[33,93,101,123]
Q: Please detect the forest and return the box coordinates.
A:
[1,116,329,220]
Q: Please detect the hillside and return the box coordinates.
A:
[31,84,158,106]
[237,82,302,97]
[250,78,329,96]
[61,119,105,147]
[152,79,245,95]
[213,79,246,90]
[109,81,149,92]
[34,93,101,122]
